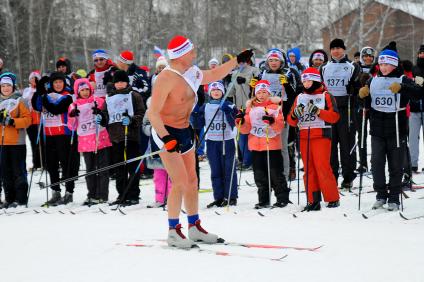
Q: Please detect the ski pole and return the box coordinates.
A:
[394,93,400,148]
[296,128,300,205]
[41,114,49,206]
[348,94,351,133]
[0,110,7,201]
[94,101,100,204]
[41,149,164,190]
[265,108,272,208]
[226,117,242,211]
[305,101,313,205]
[358,107,366,210]
[222,110,226,205]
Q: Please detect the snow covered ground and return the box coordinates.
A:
[1,141,424,282]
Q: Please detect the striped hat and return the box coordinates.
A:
[92,49,109,60]
[118,50,134,64]
[255,80,271,95]
[301,67,322,83]
[378,49,398,67]
[167,35,194,60]
[208,81,225,96]
[266,48,284,61]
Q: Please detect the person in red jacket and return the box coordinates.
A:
[237,80,290,209]
[287,68,340,211]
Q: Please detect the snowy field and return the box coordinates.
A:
[1,141,424,282]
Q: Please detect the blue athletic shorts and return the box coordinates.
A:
[151,125,195,154]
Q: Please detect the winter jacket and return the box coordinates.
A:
[320,55,361,108]
[101,86,145,143]
[31,88,73,136]
[361,67,422,138]
[22,86,41,124]
[103,64,151,106]
[0,92,32,145]
[410,58,424,112]
[239,100,284,151]
[228,64,261,109]
[287,87,339,140]
[67,78,112,153]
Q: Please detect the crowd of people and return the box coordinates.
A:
[1,38,424,215]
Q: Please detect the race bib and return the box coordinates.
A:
[370,76,402,113]
[106,93,134,124]
[297,93,326,129]
[0,97,20,113]
[323,62,353,96]
[42,93,66,127]
[94,70,107,98]
[205,103,234,141]
[262,72,287,101]
[249,106,279,138]
[76,103,97,136]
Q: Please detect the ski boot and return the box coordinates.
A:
[254,202,270,209]
[206,199,224,208]
[372,199,386,210]
[167,224,197,249]
[188,220,223,244]
[42,191,62,207]
[58,192,73,205]
[273,200,291,208]
[387,202,399,211]
[327,200,340,208]
[303,202,321,211]
[146,202,165,208]
[221,198,237,207]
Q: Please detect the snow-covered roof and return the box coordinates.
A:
[377,0,424,21]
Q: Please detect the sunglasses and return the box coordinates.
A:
[94,58,105,63]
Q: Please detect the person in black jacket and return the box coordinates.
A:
[408,45,424,173]
[358,43,422,211]
[320,38,361,190]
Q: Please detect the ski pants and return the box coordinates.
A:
[408,112,424,167]
[27,124,43,169]
[238,133,252,167]
[280,122,289,179]
[0,145,28,204]
[83,148,110,201]
[371,135,406,204]
[206,139,238,201]
[300,137,339,203]
[153,168,172,204]
[111,140,140,201]
[331,107,357,183]
[252,150,290,204]
[45,135,80,193]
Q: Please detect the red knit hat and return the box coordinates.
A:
[301,67,322,83]
[254,80,271,95]
[118,50,134,64]
[167,35,194,59]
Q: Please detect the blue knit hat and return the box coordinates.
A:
[92,49,109,60]
[378,49,399,67]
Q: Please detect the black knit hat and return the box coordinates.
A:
[418,44,424,53]
[49,71,66,84]
[330,38,346,50]
[113,70,130,84]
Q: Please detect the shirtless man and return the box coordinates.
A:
[148,35,252,248]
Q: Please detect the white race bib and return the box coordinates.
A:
[323,62,354,96]
[262,72,287,101]
[205,103,234,141]
[0,97,20,113]
[43,93,64,127]
[94,70,107,98]
[297,93,326,129]
[249,106,279,138]
[76,103,97,136]
[370,76,403,113]
[106,93,134,124]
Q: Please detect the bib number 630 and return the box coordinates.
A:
[374,96,393,106]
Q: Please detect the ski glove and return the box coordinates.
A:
[4,117,14,126]
[95,114,103,125]
[359,85,370,98]
[279,74,288,85]
[292,104,305,119]
[415,76,424,87]
[236,76,246,84]
[307,103,320,115]
[161,134,180,153]
[122,116,131,126]
[36,76,50,95]
[69,107,80,117]
[249,77,259,88]
[262,115,275,125]
[237,49,254,64]
[235,110,245,125]
[389,82,401,94]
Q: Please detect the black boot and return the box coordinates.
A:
[327,200,340,208]
[254,202,270,209]
[303,202,321,211]
[206,199,224,208]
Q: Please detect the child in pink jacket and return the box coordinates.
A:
[68,78,112,204]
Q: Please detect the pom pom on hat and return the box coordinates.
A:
[118,50,134,64]
[156,56,168,68]
[167,35,194,60]
[301,67,322,83]
[254,80,271,95]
